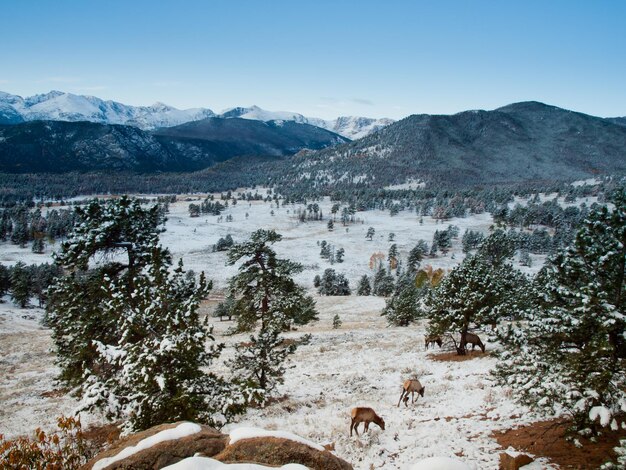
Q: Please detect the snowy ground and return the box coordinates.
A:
[0,195,563,468]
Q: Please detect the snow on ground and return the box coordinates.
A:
[0,194,563,468]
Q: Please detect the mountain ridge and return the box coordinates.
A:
[272,100,626,191]
[0,90,392,139]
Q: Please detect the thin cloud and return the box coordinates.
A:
[74,86,108,92]
[351,98,374,106]
[39,76,83,84]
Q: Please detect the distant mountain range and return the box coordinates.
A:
[0,91,393,139]
[276,101,626,189]
[0,118,348,173]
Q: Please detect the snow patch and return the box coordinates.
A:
[163,456,308,469]
[409,456,471,470]
[92,422,202,470]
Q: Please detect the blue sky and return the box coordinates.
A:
[1,0,625,120]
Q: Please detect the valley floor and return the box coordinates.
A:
[0,296,555,469]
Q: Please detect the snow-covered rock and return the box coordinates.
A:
[164,457,308,469]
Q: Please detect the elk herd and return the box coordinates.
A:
[349,332,485,437]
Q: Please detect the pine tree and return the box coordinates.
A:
[327,219,334,231]
[388,244,399,269]
[226,230,318,400]
[48,197,240,431]
[9,261,31,308]
[495,191,626,432]
[332,314,342,329]
[318,268,351,296]
[366,227,375,240]
[382,270,424,326]
[0,263,10,299]
[357,275,371,296]
[372,265,395,297]
[335,247,345,263]
[32,237,45,254]
[425,245,528,354]
[407,240,429,271]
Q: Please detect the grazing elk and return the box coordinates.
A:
[424,335,443,349]
[350,407,385,436]
[397,379,425,407]
[460,332,485,353]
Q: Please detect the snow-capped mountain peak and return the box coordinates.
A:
[0,91,394,138]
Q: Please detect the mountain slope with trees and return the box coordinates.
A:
[274,101,626,192]
[0,118,347,173]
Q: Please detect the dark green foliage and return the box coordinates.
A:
[48,197,239,432]
[31,237,45,253]
[407,240,429,270]
[462,229,484,253]
[317,269,351,296]
[495,191,626,431]
[214,234,234,252]
[332,314,342,329]
[357,275,371,296]
[382,271,425,326]
[226,230,317,399]
[372,265,395,297]
[335,247,345,263]
[9,261,30,308]
[426,246,529,354]
[477,229,516,266]
[366,227,375,240]
[228,329,303,401]
[213,294,236,321]
[0,263,9,298]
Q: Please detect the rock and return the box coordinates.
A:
[214,436,353,470]
[83,422,228,470]
[499,452,534,470]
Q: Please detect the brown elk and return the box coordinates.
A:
[350,407,385,436]
[397,379,425,407]
[460,332,485,353]
[424,335,442,349]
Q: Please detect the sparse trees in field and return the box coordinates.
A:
[317,268,351,296]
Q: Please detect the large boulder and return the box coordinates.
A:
[214,436,352,470]
[83,422,228,470]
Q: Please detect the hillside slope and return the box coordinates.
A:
[276,101,626,190]
[0,118,347,173]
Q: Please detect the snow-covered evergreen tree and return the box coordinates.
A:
[425,232,529,354]
[48,197,242,431]
[9,261,31,308]
[372,264,395,296]
[317,268,351,296]
[495,191,626,432]
[382,270,425,326]
[226,230,318,400]
[357,275,371,296]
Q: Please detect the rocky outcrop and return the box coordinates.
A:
[82,422,228,470]
[214,436,352,470]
